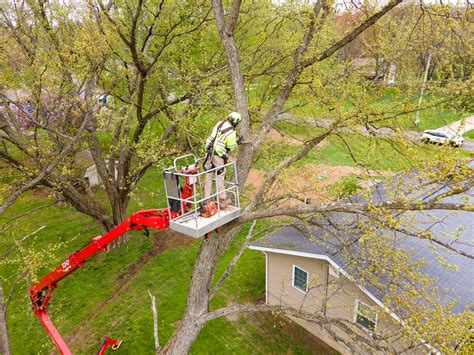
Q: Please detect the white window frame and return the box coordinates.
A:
[292,265,308,294]
[354,299,378,332]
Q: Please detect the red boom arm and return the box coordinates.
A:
[29,166,198,354]
[29,209,174,354]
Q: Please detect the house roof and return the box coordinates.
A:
[250,169,474,314]
[74,149,95,169]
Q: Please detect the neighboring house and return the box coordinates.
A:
[84,164,103,187]
[74,150,118,187]
[249,174,473,354]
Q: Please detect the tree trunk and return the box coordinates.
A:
[0,288,11,355]
[161,0,407,352]
[111,196,131,246]
[211,0,253,186]
[219,34,254,185]
[159,316,203,355]
[159,235,226,354]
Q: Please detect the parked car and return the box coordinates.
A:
[421,130,464,147]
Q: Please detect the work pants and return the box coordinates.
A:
[204,155,227,200]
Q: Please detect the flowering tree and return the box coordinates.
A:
[0,0,219,243]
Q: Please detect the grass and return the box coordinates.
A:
[267,99,470,174]
[192,312,338,355]
[281,88,469,132]
[253,129,458,173]
[0,167,333,354]
[463,130,474,139]
[1,86,468,353]
[408,110,464,131]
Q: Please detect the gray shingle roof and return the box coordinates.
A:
[251,172,474,313]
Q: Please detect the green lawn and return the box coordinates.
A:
[1,87,467,353]
[463,130,474,139]
[254,129,463,173]
[0,167,334,354]
[280,88,469,132]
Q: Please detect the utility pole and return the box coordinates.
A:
[415,51,432,126]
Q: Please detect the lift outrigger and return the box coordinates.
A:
[29,155,240,354]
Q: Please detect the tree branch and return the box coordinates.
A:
[210,220,257,299]
[0,78,95,216]
[7,200,58,222]
[246,129,332,211]
[226,0,241,34]
[252,0,328,152]
[202,304,389,352]
[0,226,45,261]
[241,200,474,223]
[301,0,403,68]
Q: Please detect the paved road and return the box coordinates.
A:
[462,139,474,152]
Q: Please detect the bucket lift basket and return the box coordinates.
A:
[163,154,241,238]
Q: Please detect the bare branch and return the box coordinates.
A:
[241,200,474,223]
[301,0,403,68]
[0,176,45,216]
[0,226,45,261]
[148,290,160,350]
[202,304,389,352]
[210,220,257,299]
[364,213,474,260]
[7,200,59,222]
[246,129,332,211]
[0,287,11,355]
[226,0,241,34]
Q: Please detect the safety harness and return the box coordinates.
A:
[203,120,234,173]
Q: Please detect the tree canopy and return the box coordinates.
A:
[0,0,473,353]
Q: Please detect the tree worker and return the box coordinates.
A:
[203,111,242,207]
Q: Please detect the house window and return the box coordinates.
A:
[292,265,308,293]
[355,300,377,332]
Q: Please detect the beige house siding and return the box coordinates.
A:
[267,252,375,320]
[265,252,422,354]
[267,253,326,312]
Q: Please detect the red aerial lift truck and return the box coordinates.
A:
[28,155,241,354]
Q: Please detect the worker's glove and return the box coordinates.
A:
[237,135,244,145]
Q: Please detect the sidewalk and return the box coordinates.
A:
[437,116,474,135]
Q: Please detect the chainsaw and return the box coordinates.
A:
[199,201,218,218]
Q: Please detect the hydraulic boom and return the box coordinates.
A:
[29,164,199,354]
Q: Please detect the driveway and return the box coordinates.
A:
[438,115,474,135]
[436,116,474,152]
[462,139,474,152]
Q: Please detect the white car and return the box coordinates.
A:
[421,130,464,147]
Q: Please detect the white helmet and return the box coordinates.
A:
[228,111,242,126]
